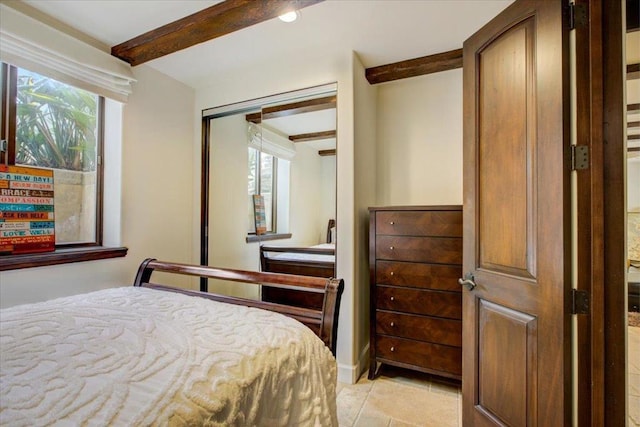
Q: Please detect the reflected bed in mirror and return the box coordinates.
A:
[260,219,336,310]
[200,84,337,298]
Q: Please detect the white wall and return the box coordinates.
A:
[376,69,464,206]
[120,65,195,282]
[320,155,337,240]
[209,114,256,267]
[207,114,260,297]
[353,52,378,373]
[289,143,330,245]
[0,64,196,307]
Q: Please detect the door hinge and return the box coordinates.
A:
[572,289,590,315]
[571,145,589,170]
[567,3,588,30]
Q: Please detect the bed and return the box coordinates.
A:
[0,258,344,426]
[259,243,335,278]
[260,220,336,309]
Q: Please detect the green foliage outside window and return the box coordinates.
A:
[16,69,98,172]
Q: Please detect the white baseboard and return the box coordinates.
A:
[337,343,370,384]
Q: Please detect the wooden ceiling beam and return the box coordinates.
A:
[245,95,336,123]
[628,63,640,80]
[289,130,336,142]
[629,103,640,112]
[365,48,463,85]
[246,112,261,123]
[319,149,336,156]
[111,0,324,66]
[262,96,336,120]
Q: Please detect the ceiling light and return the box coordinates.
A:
[278,10,300,23]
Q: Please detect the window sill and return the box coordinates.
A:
[0,246,128,271]
[246,233,292,243]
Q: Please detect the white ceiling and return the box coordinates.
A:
[19,0,512,151]
[21,0,513,88]
[263,108,337,151]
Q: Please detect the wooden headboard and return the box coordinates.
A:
[133,258,344,354]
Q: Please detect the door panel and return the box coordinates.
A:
[477,300,537,426]
[462,1,570,425]
[478,18,536,279]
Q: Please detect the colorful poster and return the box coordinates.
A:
[0,165,55,255]
[253,194,267,235]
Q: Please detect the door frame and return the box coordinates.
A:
[576,0,626,424]
[601,0,626,424]
[575,0,605,424]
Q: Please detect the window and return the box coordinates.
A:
[1,63,125,269]
[2,63,101,245]
[247,147,276,233]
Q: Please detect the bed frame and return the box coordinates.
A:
[133,258,344,354]
[259,218,336,277]
[259,245,335,309]
[259,245,335,277]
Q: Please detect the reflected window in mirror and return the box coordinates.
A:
[248,147,273,233]
[246,120,295,238]
[247,147,290,234]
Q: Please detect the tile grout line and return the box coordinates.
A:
[351,380,373,426]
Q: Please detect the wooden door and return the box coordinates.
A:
[462,1,570,425]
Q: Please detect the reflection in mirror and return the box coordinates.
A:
[201,84,337,304]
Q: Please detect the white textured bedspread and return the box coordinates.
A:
[0,287,338,426]
[271,244,335,263]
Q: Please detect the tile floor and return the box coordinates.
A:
[335,327,640,427]
[336,366,461,427]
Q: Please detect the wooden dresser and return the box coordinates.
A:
[368,205,463,381]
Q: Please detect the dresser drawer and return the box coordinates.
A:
[376,236,462,264]
[376,260,461,291]
[376,211,462,237]
[376,286,462,319]
[376,310,461,347]
[375,335,462,376]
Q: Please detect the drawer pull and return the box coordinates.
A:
[390,271,394,276]
[389,246,394,250]
[389,221,395,225]
[390,346,395,352]
[390,296,395,301]
[390,322,395,327]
